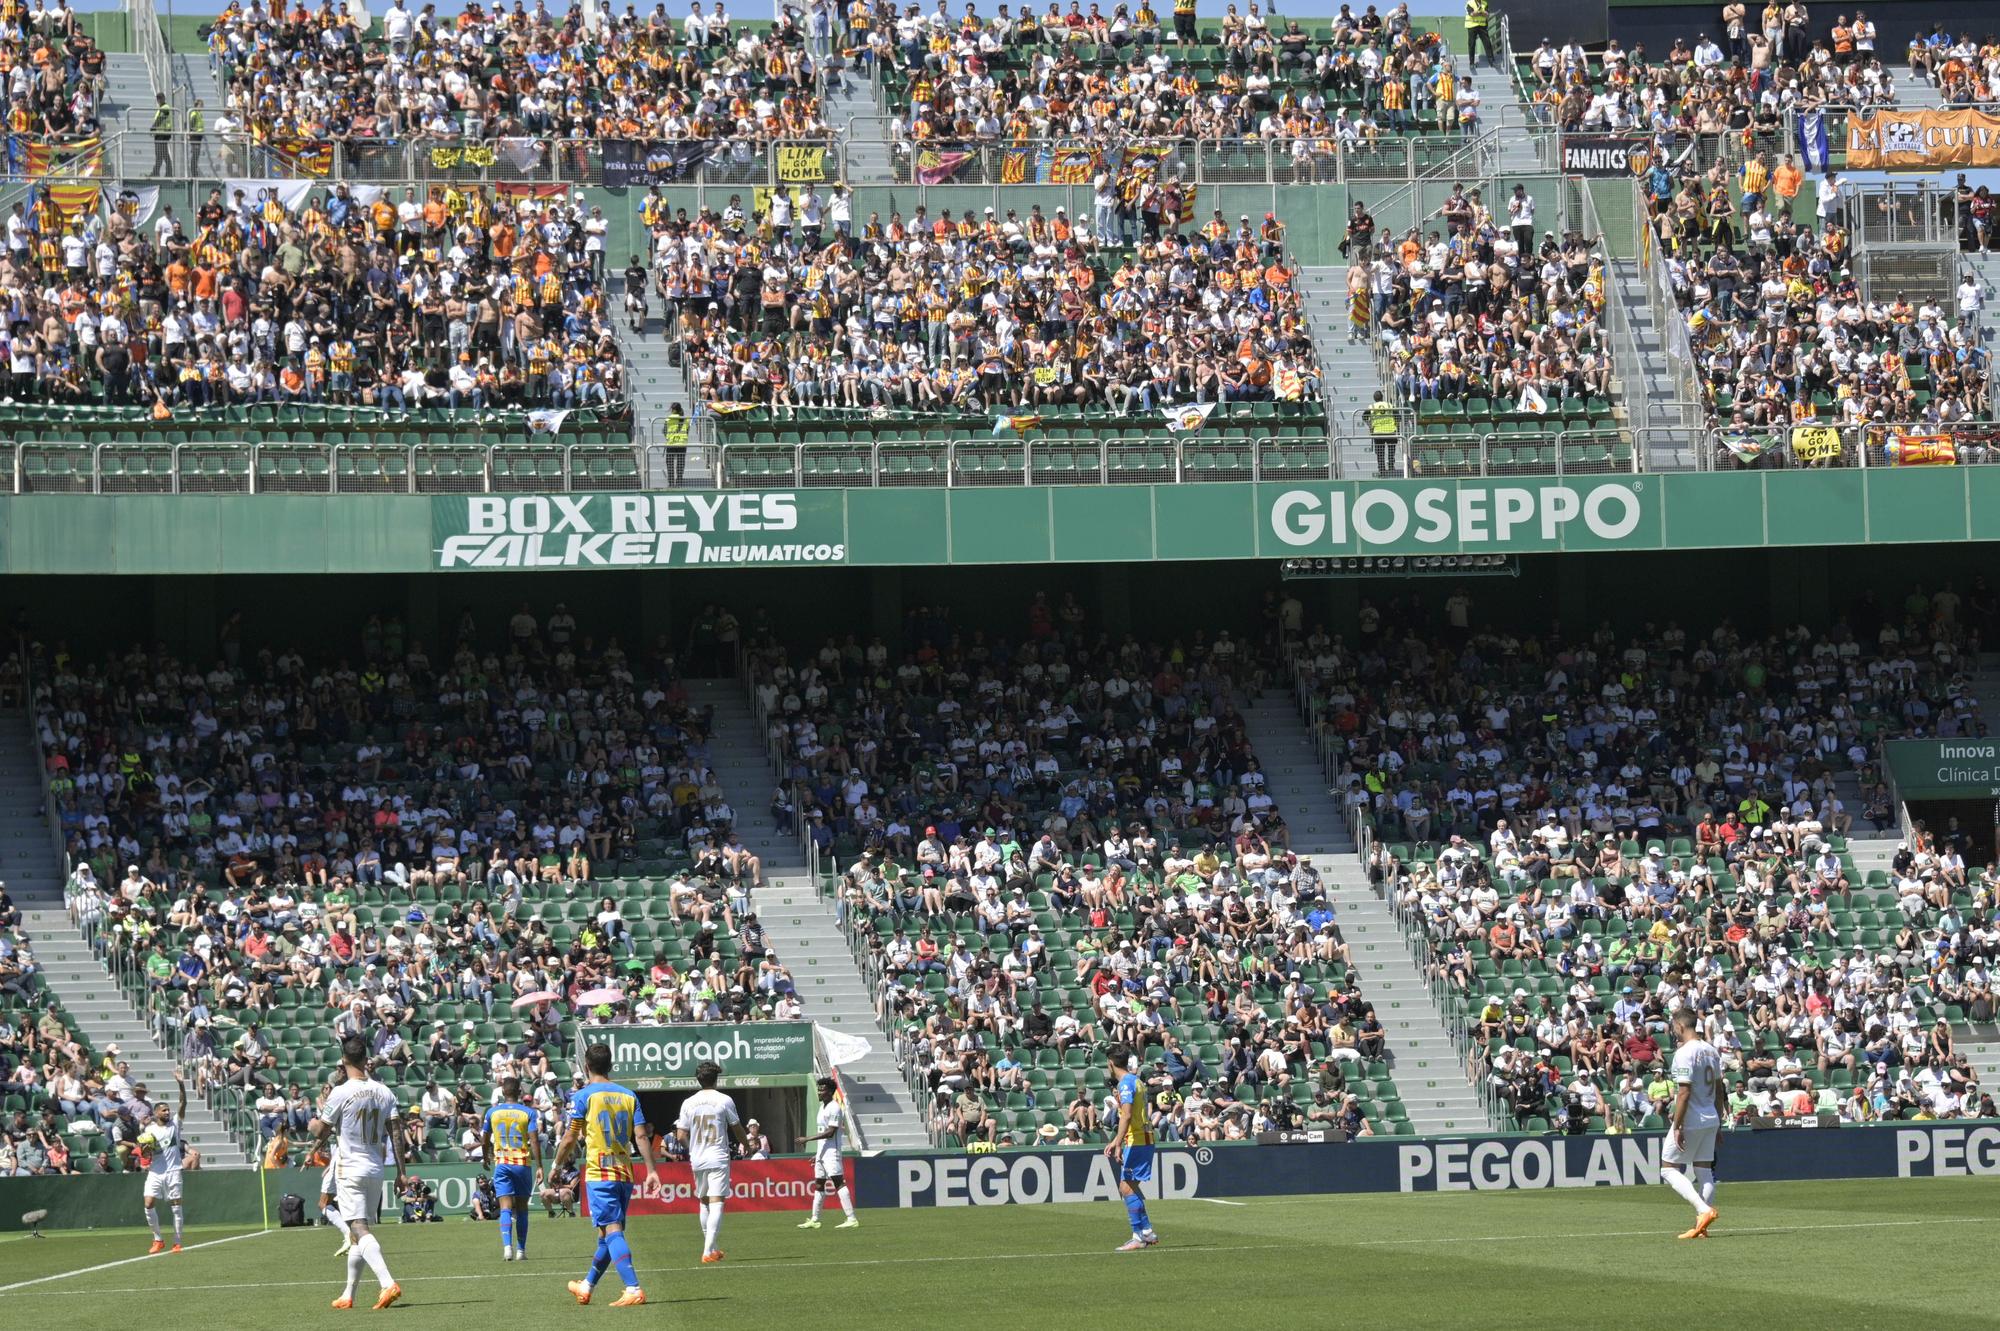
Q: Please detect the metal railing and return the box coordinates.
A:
[709,427,1652,488]
[1705,420,2000,471]
[1,441,716,495]
[846,122,1550,187]
[1286,653,1499,1128]
[107,120,847,187]
[1630,175,1710,435]
[130,0,175,110]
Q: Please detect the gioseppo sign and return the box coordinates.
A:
[432,493,848,569]
[1268,480,1649,553]
[584,1022,816,1089]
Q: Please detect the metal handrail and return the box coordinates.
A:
[1706,420,2000,471]
[130,0,175,108]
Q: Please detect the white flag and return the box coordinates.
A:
[527,409,572,435]
[1164,401,1217,432]
[1517,384,1549,416]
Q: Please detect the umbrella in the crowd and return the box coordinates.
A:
[510,990,559,1011]
[573,987,624,1007]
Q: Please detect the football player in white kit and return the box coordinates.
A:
[317,1069,350,1255]
[796,1076,857,1229]
[674,1060,747,1263]
[1662,1008,1723,1239]
[309,1035,406,1310]
[142,1073,188,1253]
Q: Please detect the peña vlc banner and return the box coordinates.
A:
[1844,108,2000,169]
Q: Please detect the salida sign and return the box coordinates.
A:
[1268,480,1648,553]
[432,494,848,569]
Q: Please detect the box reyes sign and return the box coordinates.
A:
[432,494,848,569]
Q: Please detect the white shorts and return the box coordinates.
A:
[815,1149,843,1182]
[332,1162,384,1226]
[1663,1124,1719,1168]
[692,1166,731,1200]
[319,1164,338,1201]
[143,1169,183,1202]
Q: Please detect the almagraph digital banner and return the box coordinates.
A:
[1844,108,2000,169]
[857,1124,2000,1207]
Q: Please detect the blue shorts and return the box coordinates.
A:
[493,1163,533,1199]
[585,1179,632,1228]
[1119,1144,1155,1184]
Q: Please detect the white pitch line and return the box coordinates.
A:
[0,1228,273,1294]
[1189,1198,1249,1206]
[1354,1217,1991,1247]
[17,1241,1307,1297]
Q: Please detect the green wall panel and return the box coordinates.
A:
[948,488,1051,563]
[847,489,949,566]
[1867,469,1968,545]
[1660,472,1768,548]
[1051,485,1155,562]
[0,469,1989,574]
[1766,470,1865,547]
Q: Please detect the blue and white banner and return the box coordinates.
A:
[1797,109,1830,173]
[856,1124,2000,1207]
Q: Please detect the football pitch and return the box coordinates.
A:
[2,1177,1996,1328]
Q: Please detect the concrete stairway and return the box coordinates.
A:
[1298,264,1386,477]
[21,908,251,1167]
[1965,252,2000,349]
[615,284,703,488]
[1240,694,1492,1134]
[102,52,162,180]
[1608,256,1700,466]
[683,678,929,1149]
[0,710,249,1167]
[823,65,892,180]
[1457,54,1545,174]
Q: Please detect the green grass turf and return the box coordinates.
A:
[2,1178,1997,1328]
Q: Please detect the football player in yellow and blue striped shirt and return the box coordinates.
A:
[481,1076,542,1262]
[1104,1042,1159,1251]
[554,1044,658,1307]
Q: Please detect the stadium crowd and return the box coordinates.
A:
[648,188,1320,414]
[1348,185,1616,411]
[0,888,164,1177]
[749,602,1398,1143]
[1,0,109,141]
[1645,158,1993,436]
[1296,589,1997,1128]
[1520,17,1901,137]
[888,0,1472,148]
[203,0,826,149]
[33,606,797,1161]
[4,179,625,411]
[1907,26,2000,98]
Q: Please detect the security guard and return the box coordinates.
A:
[186,99,206,175]
[150,94,175,177]
[1464,0,1493,69]
[661,404,690,487]
[1366,391,1399,477]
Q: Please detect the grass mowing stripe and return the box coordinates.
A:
[1353,1216,1992,1246]
[0,1228,272,1293]
[40,1241,1309,1296]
